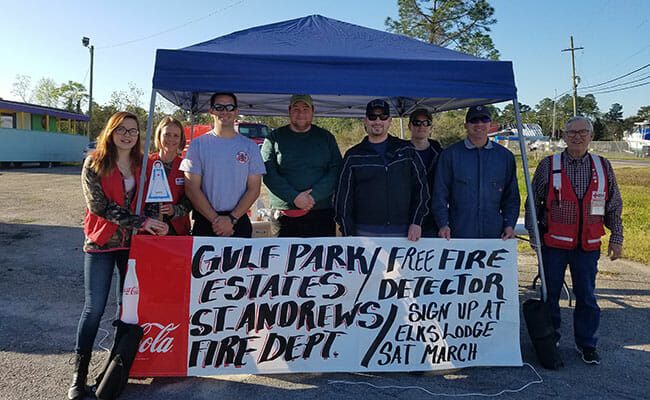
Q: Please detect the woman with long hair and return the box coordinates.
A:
[68,112,168,400]
[144,117,192,235]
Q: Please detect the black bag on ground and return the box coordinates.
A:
[523,298,563,370]
[94,320,144,400]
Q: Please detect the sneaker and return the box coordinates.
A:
[576,345,601,365]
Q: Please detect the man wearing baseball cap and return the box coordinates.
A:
[334,99,429,241]
[261,94,342,237]
[432,105,520,239]
[408,108,443,237]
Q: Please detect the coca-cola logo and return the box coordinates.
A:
[139,322,179,354]
[123,286,139,295]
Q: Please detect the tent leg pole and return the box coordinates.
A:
[513,98,547,302]
[135,89,158,216]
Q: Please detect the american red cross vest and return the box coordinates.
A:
[84,164,142,247]
[543,152,607,251]
[146,154,191,235]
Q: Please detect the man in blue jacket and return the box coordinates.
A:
[433,105,520,239]
[334,99,429,241]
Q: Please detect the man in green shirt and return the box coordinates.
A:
[261,95,343,237]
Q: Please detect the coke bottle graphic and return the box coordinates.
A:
[121,259,140,324]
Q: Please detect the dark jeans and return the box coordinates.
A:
[541,245,601,349]
[75,250,128,354]
[192,210,252,238]
[278,208,336,237]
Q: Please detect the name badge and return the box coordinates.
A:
[590,191,606,216]
[175,177,184,186]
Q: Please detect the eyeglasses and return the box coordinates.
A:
[565,129,591,137]
[469,117,491,124]
[367,114,390,121]
[412,119,432,127]
[114,126,139,137]
[212,104,236,112]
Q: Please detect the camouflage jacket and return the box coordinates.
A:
[82,156,147,252]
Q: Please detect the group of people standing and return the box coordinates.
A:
[68,93,623,399]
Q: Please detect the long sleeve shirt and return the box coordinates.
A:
[261,124,342,210]
[432,138,520,238]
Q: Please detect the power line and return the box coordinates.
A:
[580,63,650,89]
[582,72,650,92]
[584,80,650,95]
[98,0,246,50]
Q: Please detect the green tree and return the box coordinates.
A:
[385,0,500,59]
[636,105,650,120]
[431,109,466,147]
[495,102,533,126]
[58,81,87,112]
[32,78,60,108]
[11,74,32,102]
[599,103,625,141]
[603,103,623,122]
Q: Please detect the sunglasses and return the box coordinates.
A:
[469,117,491,124]
[367,114,390,121]
[411,119,432,127]
[212,104,236,112]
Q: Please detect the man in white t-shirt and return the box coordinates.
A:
[180,93,266,237]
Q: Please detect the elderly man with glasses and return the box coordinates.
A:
[433,105,520,240]
[181,92,266,237]
[334,99,429,241]
[524,115,623,365]
[409,108,444,237]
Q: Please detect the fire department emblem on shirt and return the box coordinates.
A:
[236,151,249,164]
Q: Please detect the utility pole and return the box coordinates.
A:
[562,36,583,116]
[552,89,557,139]
[82,37,94,137]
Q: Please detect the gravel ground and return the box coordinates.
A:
[1,165,649,400]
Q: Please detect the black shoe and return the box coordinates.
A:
[67,352,91,399]
[575,345,601,365]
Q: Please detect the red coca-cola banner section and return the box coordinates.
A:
[127,235,522,377]
[128,236,193,376]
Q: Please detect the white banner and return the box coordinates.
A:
[185,237,522,375]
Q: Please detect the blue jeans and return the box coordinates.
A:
[541,246,600,349]
[74,250,128,353]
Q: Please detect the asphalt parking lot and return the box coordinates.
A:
[1,165,649,400]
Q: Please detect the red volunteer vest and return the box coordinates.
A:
[543,152,607,251]
[84,164,142,247]
[146,154,191,235]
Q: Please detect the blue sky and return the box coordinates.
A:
[1,0,647,117]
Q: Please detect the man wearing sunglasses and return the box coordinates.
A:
[261,94,342,237]
[334,99,429,241]
[408,108,444,237]
[181,92,266,238]
[524,116,623,365]
[433,105,520,240]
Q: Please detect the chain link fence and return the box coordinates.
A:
[503,140,649,158]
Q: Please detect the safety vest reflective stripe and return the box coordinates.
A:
[550,234,574,242]
[590,153,606,193]
[551,153,562,190]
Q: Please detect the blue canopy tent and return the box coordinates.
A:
[138,14,544,297]
[151,14,516,117]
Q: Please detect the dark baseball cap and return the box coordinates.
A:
[409,108,432,124]
[366,99,390,116]
[465,105,492,122]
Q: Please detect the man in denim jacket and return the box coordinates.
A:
[432,105,520,239]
